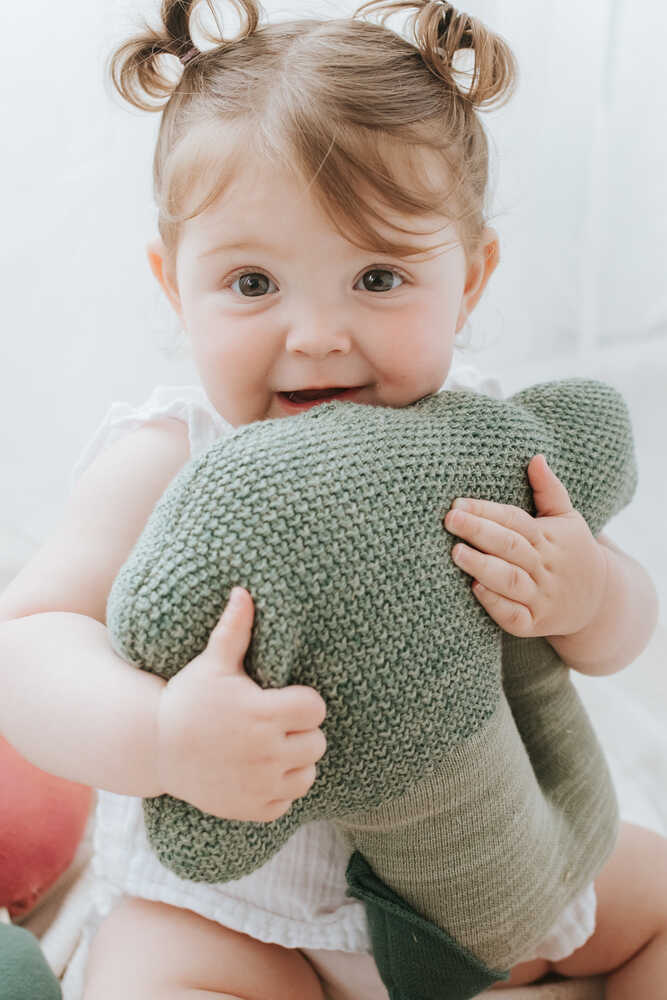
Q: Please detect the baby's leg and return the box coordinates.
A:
[548,821,667,998]
[492,821,667,993]
[83,896,325,1000]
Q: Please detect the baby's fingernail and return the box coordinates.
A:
[452,499,470,511]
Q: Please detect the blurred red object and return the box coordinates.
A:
[0,735,92,920]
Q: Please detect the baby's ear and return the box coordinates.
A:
[146,237,183,317]
[456,228,500,332]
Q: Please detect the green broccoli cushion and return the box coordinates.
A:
[107,378,634,995]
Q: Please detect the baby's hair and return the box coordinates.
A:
[109,0,517,271]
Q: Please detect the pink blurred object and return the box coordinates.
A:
[0,735,92,920]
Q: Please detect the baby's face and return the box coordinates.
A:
[158,156,493,427]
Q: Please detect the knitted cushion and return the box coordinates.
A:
[107,378,635,998]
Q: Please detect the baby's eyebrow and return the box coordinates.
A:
[198,238,276,259]
[196,237,456,263]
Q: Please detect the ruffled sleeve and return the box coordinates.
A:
[443,358,504,399]
[69,385,232,491]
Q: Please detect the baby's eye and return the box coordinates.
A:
[355,268,404,293]
[231,272,278,297]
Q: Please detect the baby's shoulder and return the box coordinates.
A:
[0,418,191,625]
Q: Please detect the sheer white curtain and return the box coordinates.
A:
[260,0,667,361]
[440,0,667,362]
[478,0,666,361]
[1,0,666,582]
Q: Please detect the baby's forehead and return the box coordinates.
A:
[180,148,458,264]
[170,119,461,257]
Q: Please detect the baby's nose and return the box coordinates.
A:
[285,321,352,358]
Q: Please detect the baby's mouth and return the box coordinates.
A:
[285,388,351,403]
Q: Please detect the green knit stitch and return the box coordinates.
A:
[107,378,634,991]
[341,634,619,981]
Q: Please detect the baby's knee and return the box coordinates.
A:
[488,957,551,989]
[83,896,325,1000]
[83,898,165,998]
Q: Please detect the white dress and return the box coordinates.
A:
[62,362,602,998]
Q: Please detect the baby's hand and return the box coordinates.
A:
[443,455,607,639]
[155,587,327,822]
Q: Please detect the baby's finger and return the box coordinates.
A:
[260,685,327,732]
[262,799,293,822]
[445,498,541,545]
[445,508,539,576]
[528,455,574,518]
[470,583,535,638]
[280,763,318,801]
[208,587,255,677]
[452,544,536,605]
[283,728,327,769]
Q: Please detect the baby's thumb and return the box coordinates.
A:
[206,587,254,676]
[528,454,573,517]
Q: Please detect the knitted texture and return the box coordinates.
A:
[342,633,619,991]
[107,378,635,985]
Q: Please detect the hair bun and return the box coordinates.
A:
[438,2,474,49]
[108,0,263,112]
[355,0,517,110]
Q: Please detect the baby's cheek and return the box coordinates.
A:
[380,319,453,394]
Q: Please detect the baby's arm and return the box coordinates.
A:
[544,532,658,675]
[0,420,325,819]
[444,454,659,676]
[0,420,186,796]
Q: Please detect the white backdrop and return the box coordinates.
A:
[1,0,666,613]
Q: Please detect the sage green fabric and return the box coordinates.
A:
[107,378,634,982]
[0,924,62,1000]
[346,851,509,998]
[342,635,619,975]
